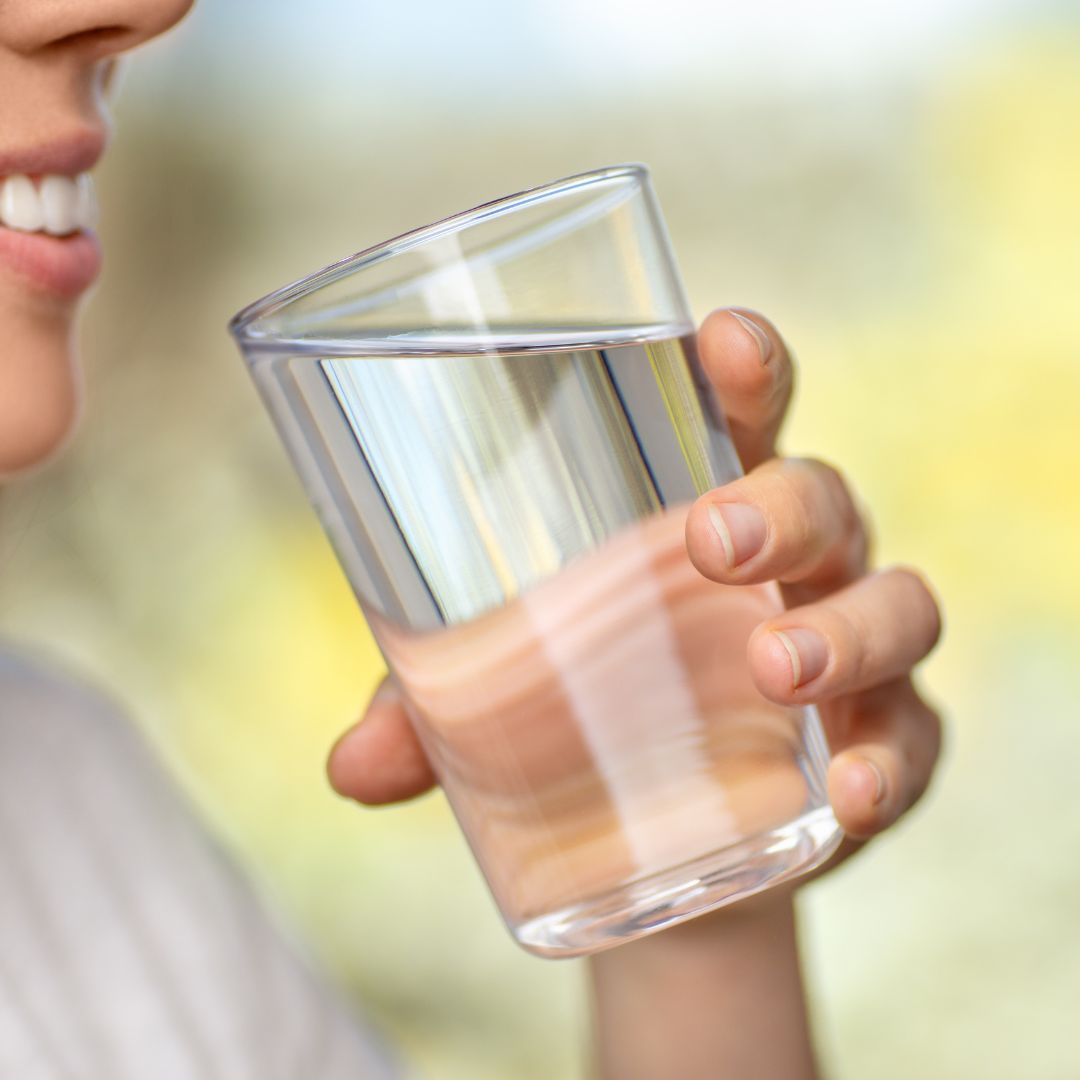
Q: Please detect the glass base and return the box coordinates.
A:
[512,806,842,958]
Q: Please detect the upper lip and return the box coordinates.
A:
[0,128,107,178]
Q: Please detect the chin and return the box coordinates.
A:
[0,317,83,478]
[0,390,81,476]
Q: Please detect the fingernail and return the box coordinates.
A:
[772,628,829,688]
[860,758,887,806]
[707,503,767,568]
[731,311,772,365]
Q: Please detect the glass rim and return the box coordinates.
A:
[228,163,649,344]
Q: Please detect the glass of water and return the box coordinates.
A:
[229,164,841,957]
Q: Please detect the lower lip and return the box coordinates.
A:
[0,226,102,298]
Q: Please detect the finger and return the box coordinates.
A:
[696,308,794,471]
[685,456,869,594]
[326,680,437,805]
[826,678,943,839]
[747,566,943,705]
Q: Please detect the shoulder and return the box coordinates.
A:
[0,643,125,715]
[0,643,138,758]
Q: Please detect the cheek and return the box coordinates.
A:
[0,317,82,476]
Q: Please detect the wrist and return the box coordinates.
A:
[587,894,815,1080]
[587,891,797,985]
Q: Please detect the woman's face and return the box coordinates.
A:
[0,0,193,476]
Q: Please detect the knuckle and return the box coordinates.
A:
[771,460,818,535]
[809,458,862,533]
[825,603,872,686]
[794,459,854,530]
[885,565,944,654]
[854,500,876,569]
[776,458,866,576]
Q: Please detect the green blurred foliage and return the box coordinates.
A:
[1,11,1078,1080]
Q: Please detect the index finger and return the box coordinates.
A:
[696,308,794,471]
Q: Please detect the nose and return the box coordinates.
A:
[0,0,194,58]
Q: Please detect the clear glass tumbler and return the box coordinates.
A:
[229,164,841,957]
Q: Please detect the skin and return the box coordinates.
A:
[1,4,942,1076]
[329,310,944,1079]
[0,0,193,475]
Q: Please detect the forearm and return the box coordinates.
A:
[587,895,818,1080]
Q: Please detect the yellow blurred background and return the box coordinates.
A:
[2,1,1079,1076]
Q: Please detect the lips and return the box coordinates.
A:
[0,130,106,298]
[0,229,102,298]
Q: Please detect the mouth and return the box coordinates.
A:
[0,173,102,298]
[0,132,106,299]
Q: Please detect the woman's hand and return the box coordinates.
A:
[327,308,943,862]
[328,308,943,1079]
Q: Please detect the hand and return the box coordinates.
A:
[327,308,943,873]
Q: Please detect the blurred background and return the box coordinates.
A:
[2,0,1079,1075]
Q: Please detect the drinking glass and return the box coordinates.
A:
[229,164,841,957]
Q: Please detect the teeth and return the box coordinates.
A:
[75,174,99,230]
[0,175,44,232]
[40,176,79,235]
[0,173,97,235]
